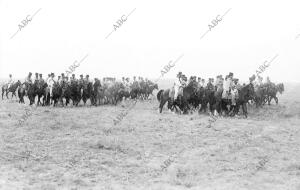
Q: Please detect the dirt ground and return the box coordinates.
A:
[0,83,300,190]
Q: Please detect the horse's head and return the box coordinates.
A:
[16,80,21,87]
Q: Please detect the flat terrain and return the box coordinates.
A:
[0,83,300,190]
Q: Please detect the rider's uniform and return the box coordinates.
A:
[7,77,13,89]
[231,83,238,105]
[39,77,45,86]
[22,76,32,89]
[47,77,55,97]
[216,78,224,92]
[173,77,182,100]
[222,77,233,99]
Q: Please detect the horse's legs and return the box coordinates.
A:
[242,103,247,118]
[275,96,278,104]
[159,99,167,113]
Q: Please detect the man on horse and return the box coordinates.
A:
[173,72,187,101]
[197,77,202,88]
[215,75,224,93]
[70,74,77,83]
[222,72,234,99]
[7,74,14,89]
[58,73,65,85]
[47,73,55,99]
[25,72,33,84]
[39,74,44,85]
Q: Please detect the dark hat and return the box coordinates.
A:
[61,73,65,76]
[39,74,42,76]
[80,74,83,77]
[177,72,182,77]
[229,72,233,76]
[86,75,89,77]
[51,73,54,76]
[35,72,38,75]
[72,74,75,76]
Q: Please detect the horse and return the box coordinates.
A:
[25,82,38,105]
[157,89,179,113]
[1,81,21,100]
[51,82,62,106]
[94,80,106,105]
[60,82,72,106]
[70,81,81,106]
[81,82,94,106]
[266,83,284,105]
[157,84,195,114]
[221,83,255,118]
[18,83,27,104]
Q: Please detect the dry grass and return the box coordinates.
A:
[0,83,300,189]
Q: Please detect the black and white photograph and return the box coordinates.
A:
[0,0,300,189]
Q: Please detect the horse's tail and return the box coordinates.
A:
[157,89,164,102]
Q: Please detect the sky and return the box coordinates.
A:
[0,0,300,83]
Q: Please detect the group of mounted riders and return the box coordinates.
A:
[157,72,284,118]
[1,72,158,106]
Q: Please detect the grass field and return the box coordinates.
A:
[0,82,299,190]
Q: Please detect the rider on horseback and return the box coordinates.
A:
[24,72,33,88]
[47,73,55,98]
[39,74,44,85]
[206,78,215,91]
[222,72,234,99]
[7,74,13,89]
[34,73,39,83]
[173,72,187,101]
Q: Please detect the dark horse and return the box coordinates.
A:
[220,83,255,118]
[2,81,21,100]
[81,82,94,106]
[34,80,48,106]
[18,83,27,104]
[157,84,196,114]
